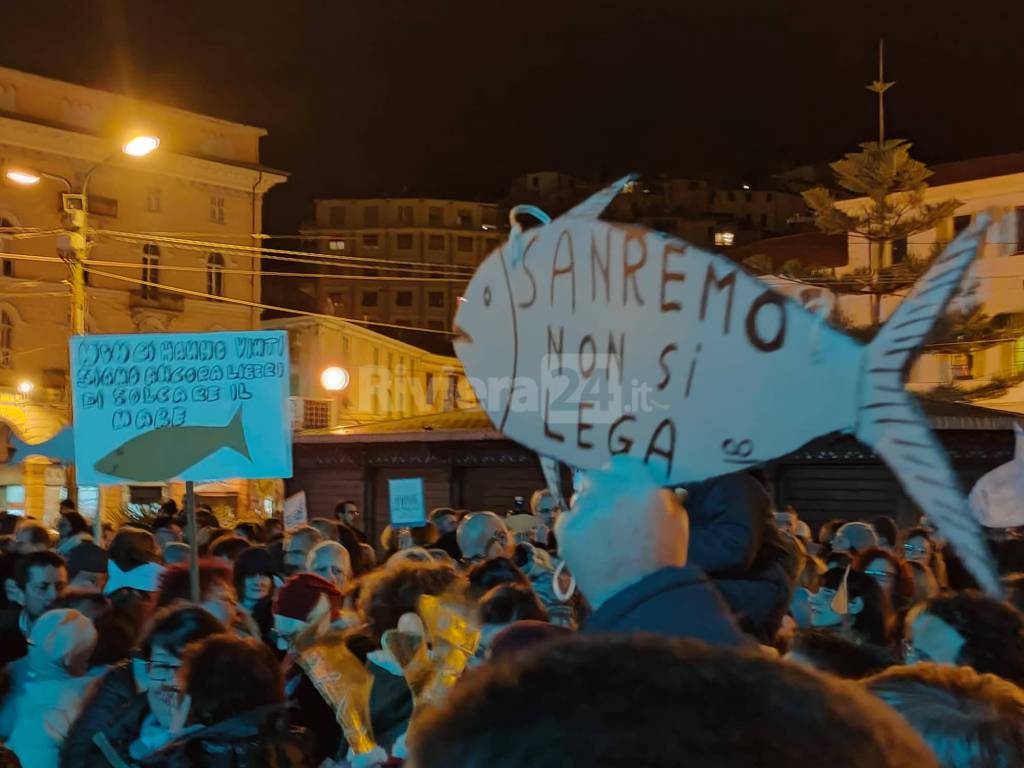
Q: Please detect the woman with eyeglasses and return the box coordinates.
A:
[808,567,896,652]
[59,605,225,768]
[856,548,914,613]
[897,526,950,589]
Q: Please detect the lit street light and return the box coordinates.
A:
[16,381,34,395]
[122,135,160,157]
[321,366,350,391]
[4,169,41,185]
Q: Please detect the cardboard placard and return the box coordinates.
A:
[389,477,426,527]
[283,491,308,531]
[70,331,292,485]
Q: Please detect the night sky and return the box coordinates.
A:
[4,0,1023,233]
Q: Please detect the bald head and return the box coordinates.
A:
[457,512,512,561]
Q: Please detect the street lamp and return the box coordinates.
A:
[16,381,34,395]
[321,366,350,391]
[4,133,161,335]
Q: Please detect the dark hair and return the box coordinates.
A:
[59,498,76,511]
[856,547,914,612]
[234,522,261,543]
[141,604,226,658]
[409,636,938,768]
[821,567,894,647]
[109,526,159,571]
[14,550,66,588]
[479,584,548,625]
[825,550,855,571]
[923,592,1024,686]
[180,634,283,726]
[467,557,530,597]
[159,500,179,517]
[59,511,90,536]
[358,562,460,642]
[789,629,892,679]
[865,663,1024,768]
[233,546,276,597]
[818,519,846,544]
[0,745,21,768]
[52,588,110,616]
[870,516,898,547]
[262,519,284,536]
[209,535,249,562]
[337,524,369,576]
[155,560,233,608]
[0,513,17,537]
[152,516,181,532]
[334,500,358,518]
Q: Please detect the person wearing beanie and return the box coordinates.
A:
[234,546,277,647]
[0,609,99,768]
[66,541,109,592]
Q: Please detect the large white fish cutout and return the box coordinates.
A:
[969,423,1024,529]
[454,176,1000,595]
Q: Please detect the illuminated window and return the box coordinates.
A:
[714,232,735,247]
[207,252,224,297]
[209,196,225,224]
[0,217,13,277]
[951,352,973,380]
[1015,337,1024,373]
[142,244,160,298]
[328,239,346,251]
[0,310,12,368]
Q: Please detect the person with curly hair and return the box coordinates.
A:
[903,592,1024,686]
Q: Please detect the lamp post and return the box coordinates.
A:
[4,135,160,334]
[4,135,159,534]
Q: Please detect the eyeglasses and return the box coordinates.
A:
[903,543,929,556]
[146,660,181,683]
[864,569,896,581]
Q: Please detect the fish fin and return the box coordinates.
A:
[560,174,638,220]
[857,216,1000,596]
[225,407,251,461]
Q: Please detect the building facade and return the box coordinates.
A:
[0,66,286,521]
[297,197,503,337]
[263,314,476,432]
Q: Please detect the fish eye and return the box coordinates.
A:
[483,285,492,307]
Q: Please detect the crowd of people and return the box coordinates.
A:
[0,454,1023,766]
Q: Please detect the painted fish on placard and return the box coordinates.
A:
[94,407,250,481]
[453,176,1000,595]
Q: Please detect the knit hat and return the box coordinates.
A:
[273,572,342,621]
[66,541,108,578]
[28,608,97,673]
[235,546,276,578]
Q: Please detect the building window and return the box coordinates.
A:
[953,214,972,235]
[727,191,735,202]
[428,234,445,250]
[209,196,225,224]
[714,231,735,247]
[363,206,379,226]
[207,252,224,297]
[1015,207,1024,254]
[396,233,414,250]
[0,217,12,277]
[328,239,346,251]
[425,372,434,405]
[395,291,413,307]
[362,234,379,248]
[302,399,330,430]
[145,187,162,213]
[760,213,769,227]
[142,244,160,298]
[1015,337,1024,374]
[951,352,973,380]
[457,209,473,227]
[329,206,346,227]
[0,310,11,368]
[428,291,445,308]
[428,207,444,226]
[457,236,474,253]
[361,290,378,307]
[745,192,753,203]
[398,206,414,225]
[892,237,908,264]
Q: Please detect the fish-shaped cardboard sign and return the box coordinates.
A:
[453,176,1000,595]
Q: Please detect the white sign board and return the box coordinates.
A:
[454,178,1001,595]
[388,477,426,527]
[70,331,292,485]
[283,491,308,531]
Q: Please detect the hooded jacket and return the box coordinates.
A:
[582,565,747,647]
[59,661,147,768]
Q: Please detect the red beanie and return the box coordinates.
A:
[273,573,343,621]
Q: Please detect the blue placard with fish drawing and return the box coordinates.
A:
[70,331,292,485]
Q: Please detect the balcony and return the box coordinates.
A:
[130,289,185,313]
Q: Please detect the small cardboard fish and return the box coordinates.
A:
[454,176,1000,595]
[93,407,250,481]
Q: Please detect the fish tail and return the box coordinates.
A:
[224,407,251,461]
[856,215,1000,595]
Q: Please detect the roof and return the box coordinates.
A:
[928,151,1024,187]
[295,398,1017,446]
[728,232,848,270]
